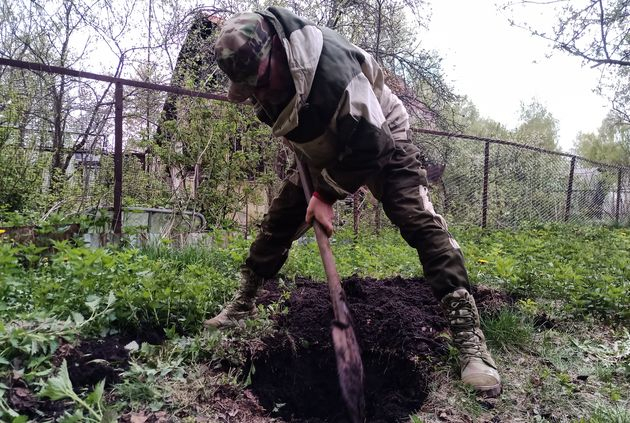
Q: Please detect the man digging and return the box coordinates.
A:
[204,7,502,397]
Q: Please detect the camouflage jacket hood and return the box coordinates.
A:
[257,7,410,202]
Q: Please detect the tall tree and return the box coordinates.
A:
[0,1,125,189]
[514,99,559,150]
[0,0,153,214]
[576,114,630,165]
[502,0,630,124]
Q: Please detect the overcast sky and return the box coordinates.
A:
[421,0,611,151]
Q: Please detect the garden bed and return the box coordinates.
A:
[8,276,509,422]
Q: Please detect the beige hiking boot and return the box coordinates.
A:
[441,288,502,397]
[204,267,264,329]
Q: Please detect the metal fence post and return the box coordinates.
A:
[564,156,576,222]
[112,82,123,243]
[482,141,489,228]
[616,168,623,225]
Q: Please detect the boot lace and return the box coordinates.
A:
[442,292,489,365]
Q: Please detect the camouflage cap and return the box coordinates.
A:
[214,12,273,102]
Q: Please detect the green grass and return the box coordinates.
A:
[1,223,629,421]
[415,323,630,423]
[458,223,630,322]
[481,308,535,351]
[581,404,630,422]
[282,227,420,279]
[4,223,625,332]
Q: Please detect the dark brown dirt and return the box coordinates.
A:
[7,373,67,418]
[56,326,166,389]
[252,275,451,422]
[471,285,514,316]
[8,327,165,420]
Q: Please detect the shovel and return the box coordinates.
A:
[295,157,365,423]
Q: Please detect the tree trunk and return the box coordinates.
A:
[50,76,66,189]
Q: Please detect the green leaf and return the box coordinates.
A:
[58,409,83,423]
[85,295,101,313]
[107,291,116,308]
[101,409,118,423]
[31,339,39,355]
[12,416,29,423]
[32,367,54,377]
[86,379,105,406]
[39,360,74,400]
[71,312,85,325]
[149,401,164,412]
[28,354,53,371]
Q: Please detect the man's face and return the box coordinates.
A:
[252,35,295,106]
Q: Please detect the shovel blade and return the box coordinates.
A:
[332,319,365,423]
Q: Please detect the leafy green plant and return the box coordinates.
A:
[112,307,277,414]
[39,360,116,422]
[0,295,117,420]
[283,227,420,280]
[114,342,187,412]
[1,239,245,334]
[3,223,629,342]
[460,224,630,322]
[0,292,116,391]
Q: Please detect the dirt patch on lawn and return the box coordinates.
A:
[7,327,165,420]
[251,276,451,422]
[55,326,166,389]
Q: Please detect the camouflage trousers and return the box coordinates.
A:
[245,140,470,300]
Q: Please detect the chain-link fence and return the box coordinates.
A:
[2,57,629,244]
[411,129,630,228]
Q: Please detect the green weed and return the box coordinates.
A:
[461,224,630,322]
[577,403,630,423]
[112,308,276,414]
[481,308,535,351]
[39,360,117,422]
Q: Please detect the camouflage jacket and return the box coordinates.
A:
[258,7,410,203]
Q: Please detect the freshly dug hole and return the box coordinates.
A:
[253,276,450,422]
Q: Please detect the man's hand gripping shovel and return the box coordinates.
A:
[295,156,365,423]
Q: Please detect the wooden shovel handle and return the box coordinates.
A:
[295,155,365,423]
[294,158,348,322]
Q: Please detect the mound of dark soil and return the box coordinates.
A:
[252,276,450,422]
